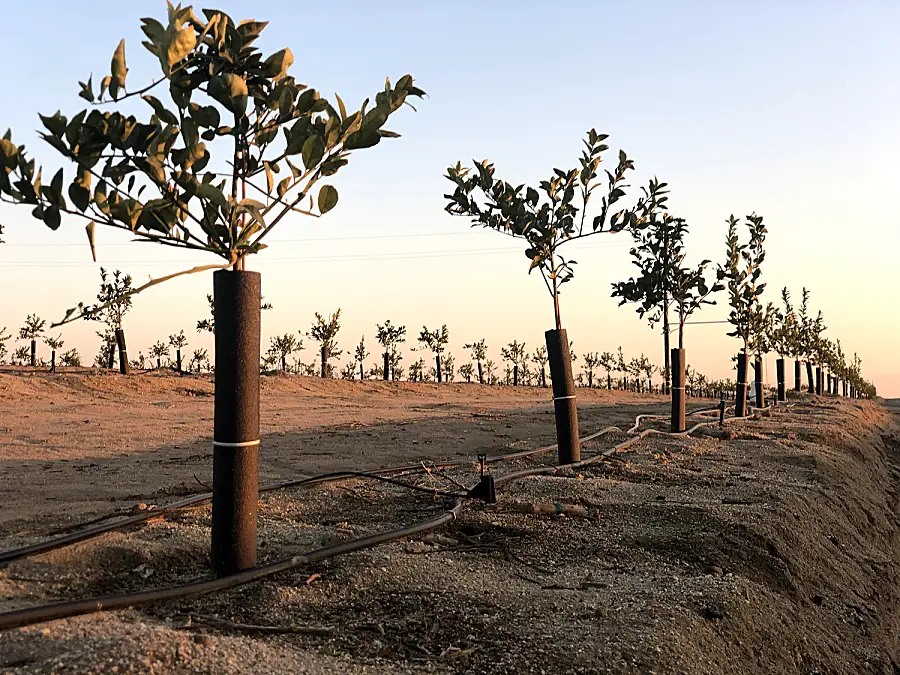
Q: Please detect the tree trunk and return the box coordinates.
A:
[806,361,814,393]
[281,355,286,372]
[108,340,116,369]
[156,357,161,370]
[542,367,547,388]
[671,348,685,432]
[546,329,579,464]
[360,361,364,380]
[116,328,129,375]
[607,373,611,391]
[383,351,389,381]
[513,364,519,387]
[321,345,328,378]
[477,361,484,384]
[815,367,822,395]
[735,353,748,417]
[211,270,261,577]
[436,355,442,383]
[176,349,182,373]
[50,349,56,373]
[794,360,801,392]
[30,339,36,367]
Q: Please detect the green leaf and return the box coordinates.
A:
[111,39,127,88]
[167,26,197,68]
[78,76,95,103]
[143,95,179,125]
[68,182,91,212]
[39,111,67,138]
[301,135,325,169]
[318,185,338,214]
[208,73,248,116]
[43,206,61,230]
[263,47,293,80]
[276,176,291,199]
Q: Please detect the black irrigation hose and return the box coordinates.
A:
[0,500,464,631]
[0,471,464,566]
[0,403,762,631]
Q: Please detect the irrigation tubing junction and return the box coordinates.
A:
[0,401,775,631]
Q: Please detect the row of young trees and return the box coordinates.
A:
[0,6,875,577]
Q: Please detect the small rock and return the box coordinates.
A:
[702,565,724,577]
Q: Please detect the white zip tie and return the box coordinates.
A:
[553,395,576,401]
[213,439,260,448]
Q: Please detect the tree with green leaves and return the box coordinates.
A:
[484,359,497,385]
[616,346,628,391]
[0,327,10,364]
[81,268,134,374]
[190,348,209,372]
[169,330,188,373]
[263,332,302,372]
[599,351,616,391]
[612,180,722,396]
[18,314,46,367]
[464,339,488,384]
[531,346,548,387]
[408,357,424,383]
[796,288,816,393]
[723,213,767,415]
[60,348,82,367]
[441,352,456,383]
[388,348,404,382]
[44,335,64,373]
[12,345,30,366]
[418,325,449,384]
[582,351,599,389]
[130,352,148,370]
[376,319,406,382]
[149,340,169,370]
[444,129,641,463]
[639,355,657,393]
[459,362,475,383]
[501,339,527,386]
[354,336,368,381]
[0,5,425,575]
[310,309,342,378]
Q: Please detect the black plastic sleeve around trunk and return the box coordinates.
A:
[735,353,748,417]
[212,270,261,577]
[671,348,686,432]
[545,328,579,464]
[115,328,129,375]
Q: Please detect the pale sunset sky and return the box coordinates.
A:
[1,2,897,393]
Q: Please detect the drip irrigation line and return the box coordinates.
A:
[0,405,722,566]
[0,501,465,631]
[0,403,778,631]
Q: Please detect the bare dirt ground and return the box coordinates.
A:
[0,368,898,674]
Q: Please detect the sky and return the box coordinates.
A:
[1,1,898,393]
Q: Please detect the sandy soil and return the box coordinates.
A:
[0,369,898,674]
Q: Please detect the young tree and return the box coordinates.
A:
[599,351,616,391]
[723,214,768,416]
[0,327,10,364]
[309,309,342,378]
[464,339,488,384]
[44,335,64,373]
[354,336,368,381]
[388,348,404,382]
[149,340,169,370]
[483,358,497,385]
[444,129,638,464]
[640,355,657,394]
[531,345,548,387]
[769,287,799,401]
[418,325,449,383]
[169,331,188,373]
[0,6,424,576]
[60,348,82,367]
[441,352,456,383]
[616,346,628,391]
[612,181,722,393]
[408,357,425,382]
[18,314,46,367]
[628,357,644,393]
[12,345,30,366]
[83,268,133,374]
[501,339,527,386]
[264,333,302,372]
[582,351,599,389]
[459,362,475,383]
[191,348,209,373]
[797,288,816,393]
[130,351,148,370]
[375,320,406,382]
